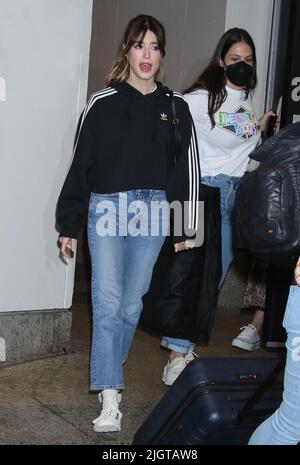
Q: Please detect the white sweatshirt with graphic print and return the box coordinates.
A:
[184,86,261,177]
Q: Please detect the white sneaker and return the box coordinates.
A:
[92,404,123,433]
[232,324,261,351]
[162,349,197,386]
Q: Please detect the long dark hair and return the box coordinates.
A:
[185,28,257,127]
[106,15,166,85]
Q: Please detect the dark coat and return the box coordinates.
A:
[140,184,222,343]
[236,121,300,267]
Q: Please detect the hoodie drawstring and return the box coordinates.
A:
[116,81,170,144]
[151,98,159,142]
[126,95,159,143]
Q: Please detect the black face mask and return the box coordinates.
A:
[225,61,253,87]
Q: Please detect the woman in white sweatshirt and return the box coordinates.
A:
[161,27,274,386]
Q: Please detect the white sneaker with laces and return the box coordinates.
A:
[92,392,122,432]
[162,349,198,386]
[232,324,261,351]
[93,404,122,433]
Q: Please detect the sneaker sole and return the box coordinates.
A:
[232,339,261,351]
[93,423,121,433]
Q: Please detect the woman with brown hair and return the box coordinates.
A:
[56,14,200,432]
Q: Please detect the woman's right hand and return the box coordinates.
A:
[174,240,196,252]
[59,237,77,259]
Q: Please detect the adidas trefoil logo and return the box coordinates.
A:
[160,113,168,121]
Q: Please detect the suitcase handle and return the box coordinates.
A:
[237,355,285,423]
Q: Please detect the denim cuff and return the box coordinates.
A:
[161,337,195,354]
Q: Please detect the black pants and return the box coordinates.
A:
[263,264,293,347]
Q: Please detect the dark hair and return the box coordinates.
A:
[106,15,166,85]
[185,28,257,127]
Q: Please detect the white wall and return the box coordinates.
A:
[0,0,93,311]
[225,0,275,116]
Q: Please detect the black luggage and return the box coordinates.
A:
[140,183,221,342]
[133,357,283,445]
[139,96,222,343]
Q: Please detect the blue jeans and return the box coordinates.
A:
[249,285,300,445]
[161,337,196,355]
[161,174,240,354]
[202,174,241,288]
[88,190,169,390]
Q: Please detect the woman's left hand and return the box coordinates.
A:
[174,241,196,252]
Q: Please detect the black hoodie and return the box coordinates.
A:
[56,80,200,242]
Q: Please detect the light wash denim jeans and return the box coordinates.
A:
[88,190,169,391]
[202,174,241,288]
[249,285,300,445]
[161,174,240,354]
[161,337,196,354]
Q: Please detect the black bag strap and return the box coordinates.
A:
[170,91,202,167]
[170,91,182,164]
[237,354,285,423]
[170,91,203,203]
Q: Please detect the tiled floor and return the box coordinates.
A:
[0,263,279,445]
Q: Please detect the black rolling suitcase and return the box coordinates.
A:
[133,357,284,445]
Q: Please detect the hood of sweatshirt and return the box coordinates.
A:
[111,80,170,99]
[110,80,172,141]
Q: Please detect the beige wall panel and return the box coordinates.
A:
[88,0,227,93]
[88,0,118,94]
[180,0,227,91]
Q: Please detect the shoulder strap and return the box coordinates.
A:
[170,91,182,164]
[170,91,203,200]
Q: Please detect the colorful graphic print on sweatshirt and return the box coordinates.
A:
[217,106,260,141]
